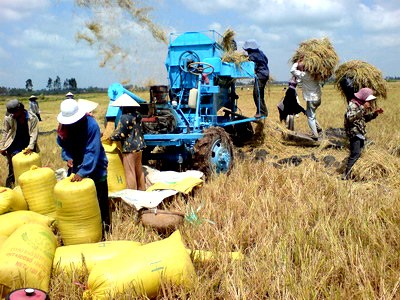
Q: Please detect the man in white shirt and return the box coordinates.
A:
[291,61,322,140]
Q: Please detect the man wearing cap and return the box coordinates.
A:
[110,94,146,190]
[29,95,41,121]
[343,87,383,179]
[0,99,39,187]
[56,98,110,231]
[243,39,270,118]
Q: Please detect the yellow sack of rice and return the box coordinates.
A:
[53,240,141,275]
[19,166,56,216]
[187,249,244,263]
[0,223,57,296]
[0,235,8,249]
[83,230,196,299]
[0,187,27,215]
[291,37,339,81]
[13,185,24,198]
[0,210,55,237]
[102,142,126,192]
[334,60,387,99]
[54,175,102,245]
[11,150,41,185]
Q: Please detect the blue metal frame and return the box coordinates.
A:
[108,30,266,172]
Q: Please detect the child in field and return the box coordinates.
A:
[342,87,383,180]
[110,94,146,190]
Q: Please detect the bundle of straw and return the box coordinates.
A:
[220,28,249,64]
[221,28,236,52]
[334,60,387,99]
[351,148,399,181]
[291,37,339,81]
[222,52,249,64]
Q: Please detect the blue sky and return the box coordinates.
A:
[0,0,399,89]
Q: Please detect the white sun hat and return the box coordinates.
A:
[77,99,99,113]
[111,93,140,107]
[243,39,260,50]
[57,99,87,124]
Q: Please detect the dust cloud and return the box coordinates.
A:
[75,0,168,85]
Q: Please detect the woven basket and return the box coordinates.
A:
[140,209,184,230]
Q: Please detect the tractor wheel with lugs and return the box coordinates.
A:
[194,127,234,176]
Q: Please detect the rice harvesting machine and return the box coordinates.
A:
[107,30,265,175]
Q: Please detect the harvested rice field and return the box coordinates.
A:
[0,81,399,299]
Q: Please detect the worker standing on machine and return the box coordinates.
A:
[243,39,270,118]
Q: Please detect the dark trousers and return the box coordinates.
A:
[344,136,365,178]
[253,78,268,115]
[5,153,14,188]
[94,178,111,232]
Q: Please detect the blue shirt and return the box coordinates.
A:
[57,116,108,180]
[247,49,270,80]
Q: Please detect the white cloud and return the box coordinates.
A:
[178,0,248,13]
[209,22,222,32]
[0,0,51,21]
[9,29,66,49]
[28,60,51,70]
[358,4,400,32]
[367,34,400,48]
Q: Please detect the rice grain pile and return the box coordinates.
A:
[291,37,339,81]
[334,60,388,99]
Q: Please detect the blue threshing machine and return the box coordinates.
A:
[107,30,266,175]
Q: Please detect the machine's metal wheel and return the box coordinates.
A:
[188,62,214,76]
[194,127,234,176]
[179,51,200,73]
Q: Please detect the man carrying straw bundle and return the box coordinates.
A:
[290,37,338,141]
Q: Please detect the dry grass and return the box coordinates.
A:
[1,82,400,299]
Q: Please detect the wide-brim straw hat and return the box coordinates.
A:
[111,93,140,107]
[29,95,38,100]
[77,99,99,113]
[57,99,87,125]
